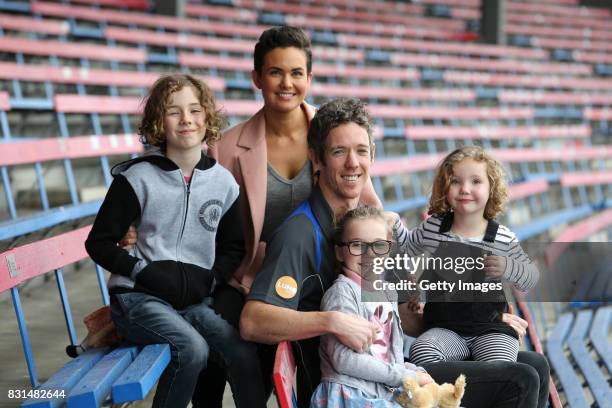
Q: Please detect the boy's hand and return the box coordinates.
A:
[120,225,138,249]
[484,255,506,279]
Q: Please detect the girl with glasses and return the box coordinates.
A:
[311,206,433,408]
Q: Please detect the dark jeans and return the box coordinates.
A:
[191,285,275,408]
[111,291,266,408]
[423,350,550,408]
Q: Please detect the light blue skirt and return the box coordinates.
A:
[310,381,403,408]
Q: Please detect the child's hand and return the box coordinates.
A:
[405,300,424,314]
[383,211,400,234]
[484,255,506,279]
[120,225,138,249]
[416,372,434,386]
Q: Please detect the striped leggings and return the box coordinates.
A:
[408,328,519,366]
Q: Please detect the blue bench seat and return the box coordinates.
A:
[21,344,170,408]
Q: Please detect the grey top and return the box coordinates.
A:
[319,275,425,400]
[261,160,312,243]
[106,154,239,291]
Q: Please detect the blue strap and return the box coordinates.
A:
[286,201,323,273]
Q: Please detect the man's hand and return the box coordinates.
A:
[484,255,506,279]
[329,311,377,353]
[120,225,137,249]
[502,304,527,343]
[416,371,434,386]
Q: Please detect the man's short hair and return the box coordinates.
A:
[307,98,374,164]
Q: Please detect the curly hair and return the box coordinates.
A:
[253,26,312,74]
[307,97,374,165]
[428,146,509,220]
[333,206,387,245]
[138,74,227,149]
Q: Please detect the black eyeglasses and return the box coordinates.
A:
[339,240,392,256]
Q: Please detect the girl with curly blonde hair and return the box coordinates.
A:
[390,145,539,367]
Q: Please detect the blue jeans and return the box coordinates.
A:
[111,292,266,408]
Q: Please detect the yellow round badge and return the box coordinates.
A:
[275,276,298,300]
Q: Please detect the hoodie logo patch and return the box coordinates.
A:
[198,200,223,232]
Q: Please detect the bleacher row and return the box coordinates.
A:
[0,0,610,407]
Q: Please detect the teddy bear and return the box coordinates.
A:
[396,374,466,408]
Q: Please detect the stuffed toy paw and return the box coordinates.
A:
[396,374,465,408]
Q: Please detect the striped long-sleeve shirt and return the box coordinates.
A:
[392,214,539,292]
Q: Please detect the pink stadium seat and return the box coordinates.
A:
[572,51,612,65]
[280,0,424,14]
[545,208,612,265]
[371,153,445,176]
[285,15,463,37]
[390,52,591,75]
[0,135,142,166]
[509,180,550,201]
[313,64,414,80]
[506,2,610,18]
[584,108,612,121]
[309,85,474,101]
[54,94,142,114]
[0,36,146,63]
[69,0,150,10]
[105,26,255,53]
[493,146,612,162]
[417,0,479,6]
[273,342,298,408]
[185,3,257,22]
[450,7,480,20]
[368,105,534,120]
[505,24,612,42]
[342,35,547,61]
[444,71,612,91]
[178,53,253,72]
[0,62,224,91]
[53,95,260,117]
[371,147,611,179]
[531,37,612,53]
[0,91,9,111]
[560,171,612,187]
[506,13,612,31]
[32,1,263,38]
[405,125,591,140]
[498,90,612,106]
[0,13,69,35]
[0,225,92,293]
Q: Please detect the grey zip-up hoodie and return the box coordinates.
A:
[85,151,244,310]
[318,275,425,400]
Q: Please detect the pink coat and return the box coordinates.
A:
[208,103,317,291]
